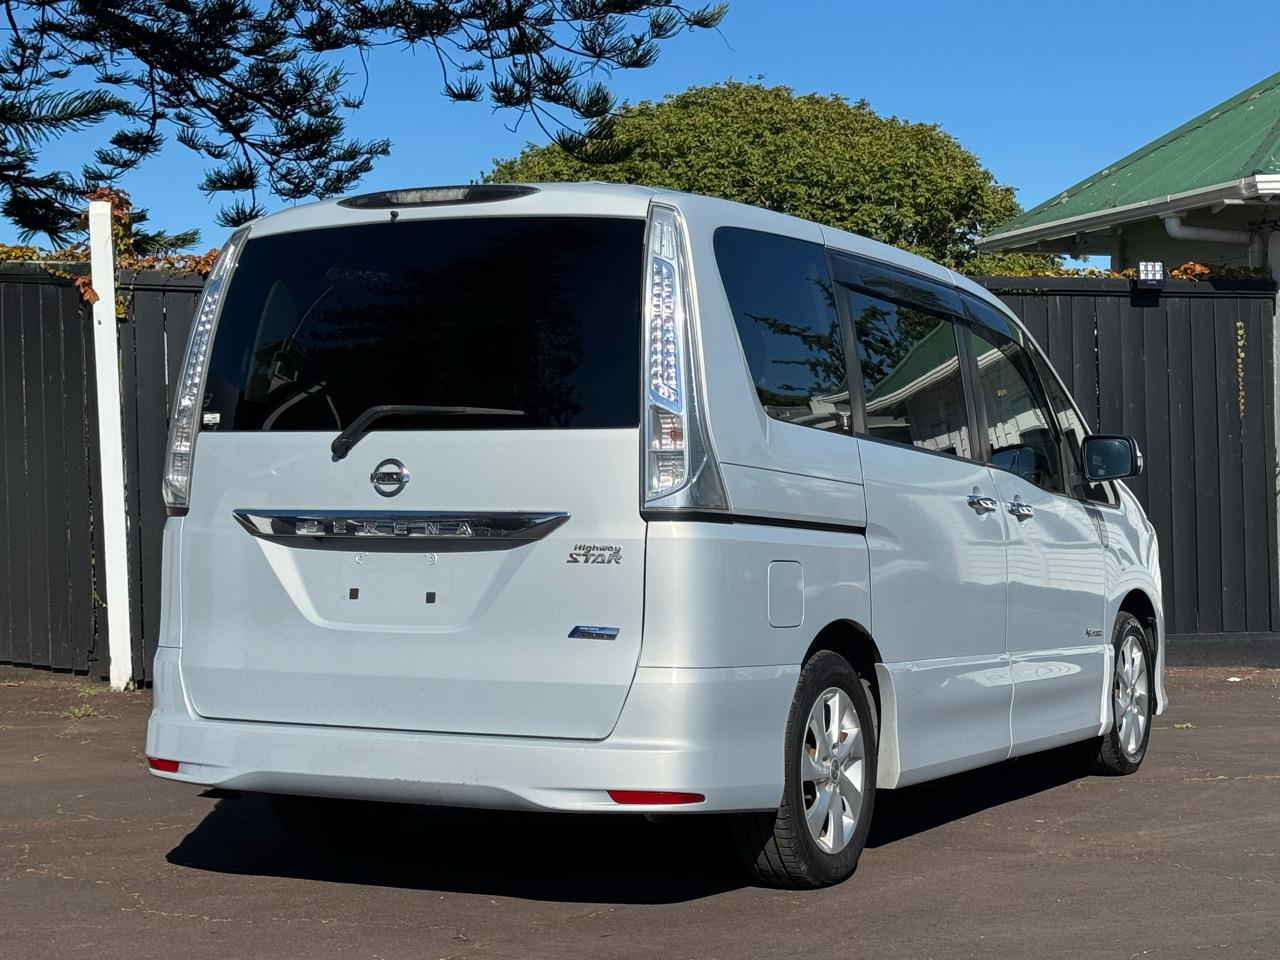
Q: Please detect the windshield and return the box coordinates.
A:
[202,216,644,431]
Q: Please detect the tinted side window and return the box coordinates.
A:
[970,326,1065,494]
[715,228,849,432]
[848,289,972,459]
[1031,351,1115,504]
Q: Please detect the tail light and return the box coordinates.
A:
[642,204,728,513]
[162,228,249,514]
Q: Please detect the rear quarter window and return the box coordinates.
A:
[714,227,850,432]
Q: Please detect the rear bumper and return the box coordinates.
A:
[145,647,796,813]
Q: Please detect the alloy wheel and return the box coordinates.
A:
[800,686,866,854]
[1113,632,1150,758]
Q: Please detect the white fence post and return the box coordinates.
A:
[87,200,134,690]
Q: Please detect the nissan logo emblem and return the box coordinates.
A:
[370,459,409,497]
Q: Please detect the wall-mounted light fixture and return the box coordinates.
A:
[1136,261,1166,290]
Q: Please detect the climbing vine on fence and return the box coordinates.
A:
[0,189,218,315]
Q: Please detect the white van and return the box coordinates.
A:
[146,183,1165,888]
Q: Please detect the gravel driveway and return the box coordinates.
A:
[2,665,1277,959]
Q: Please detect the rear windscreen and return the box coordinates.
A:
[203,216,643,431]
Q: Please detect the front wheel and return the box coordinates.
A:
[1086,612,1154,775]
[732,650,877,888]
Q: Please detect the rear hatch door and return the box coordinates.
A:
[177,214,646,740]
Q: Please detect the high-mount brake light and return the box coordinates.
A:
[641,204,728,513]
[337,185,537,209]
[162,228,249,513]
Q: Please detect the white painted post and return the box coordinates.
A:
[87,200,134,690]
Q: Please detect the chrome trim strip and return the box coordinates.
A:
[640,510,867,535]
[233,510,569,541]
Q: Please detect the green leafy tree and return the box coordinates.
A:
[1,1,726,242]
[488,81,1054,273]
[962,250,1070,276]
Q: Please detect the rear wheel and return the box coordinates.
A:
[1086,612,1153,775]
[732,650,876,888]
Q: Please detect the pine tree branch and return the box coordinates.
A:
[1,0,726,237]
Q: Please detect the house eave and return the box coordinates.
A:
[978,175,1280,253]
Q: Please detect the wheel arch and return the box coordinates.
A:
[802,619,886,755]
[1117,587,1163,711]
[1118,588,1157,630]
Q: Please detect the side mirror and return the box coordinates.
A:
[1082,435,1143,482]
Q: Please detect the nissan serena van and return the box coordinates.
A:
[146,183,1165,888]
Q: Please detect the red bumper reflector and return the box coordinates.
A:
[147,757,180,773]
[607,790,705,805]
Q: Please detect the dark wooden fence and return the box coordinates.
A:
[0,266,104,675]
[0,267,1276,679]
[0,266,201,681]
[116,272,202,681]
[979,276,1280,643]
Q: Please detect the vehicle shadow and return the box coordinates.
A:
[867,744,1087,848]
[166,794,748,904]
[166,745,1088,903]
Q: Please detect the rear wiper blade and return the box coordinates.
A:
[331,404,525,461]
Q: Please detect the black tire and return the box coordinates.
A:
[732,650,877,888]
[268,794,410,851]
[1085,612,1154,775]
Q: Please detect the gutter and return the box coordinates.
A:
[1162,215,1267,267]
[978,175,1280,252]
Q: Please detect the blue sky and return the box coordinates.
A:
[8,0,1278,255]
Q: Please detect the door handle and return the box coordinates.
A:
[1007,499,1035,521]
[967,494,999,515]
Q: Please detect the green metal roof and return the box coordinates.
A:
[991,70,1280,237]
